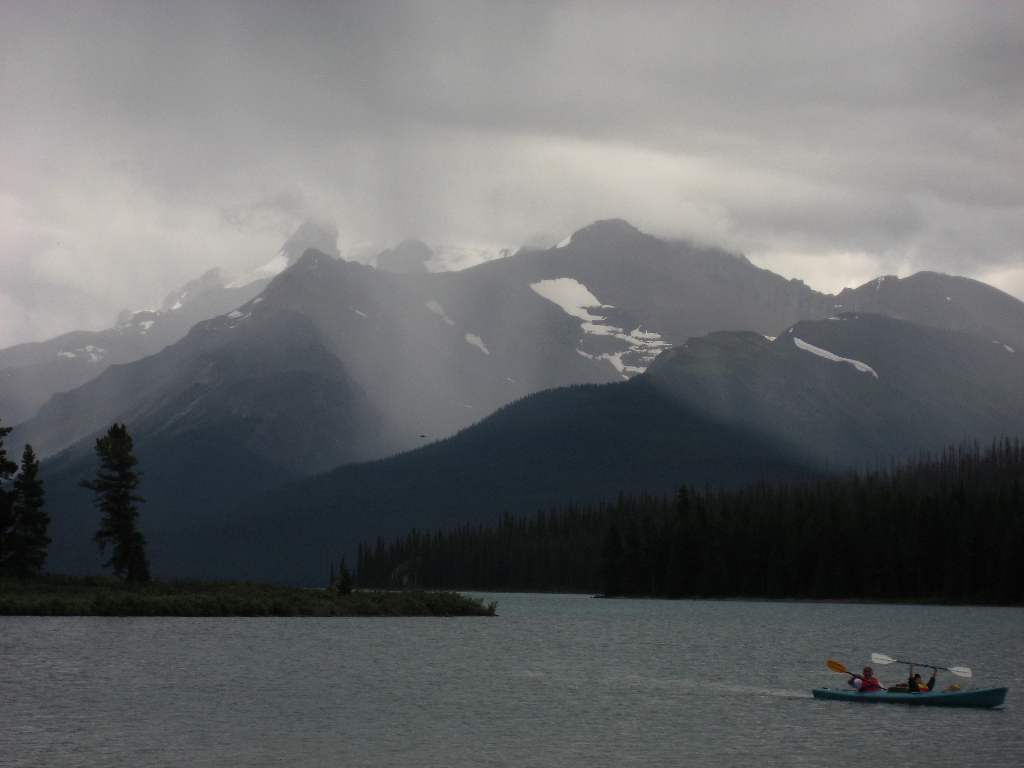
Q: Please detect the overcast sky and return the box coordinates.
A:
[2,1,1022,348]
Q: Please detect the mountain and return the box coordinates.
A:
[12,219,1024,460]
[833,272,1024,348]
[150,312,1024,585]
[0,220,340,424]
[375,239,433,273]
[11,219,834,464]
[10,218,1024,583]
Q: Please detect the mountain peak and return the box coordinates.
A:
[292,248,338,272]
[280,219,340,263]
[376,239,433,274]
[156,268,232,313]
[559,219,644,249]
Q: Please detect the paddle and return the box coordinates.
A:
[827,659,853,675]
[871,652,972,679]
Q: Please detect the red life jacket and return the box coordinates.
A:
[859,676,883,692]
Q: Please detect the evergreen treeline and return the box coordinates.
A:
[356,439,1024,605]
[0,421,50,578]
[357,504,613,593]
[1,417,150,582]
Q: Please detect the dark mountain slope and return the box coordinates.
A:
[17,297,408,474]
[645,313,1024,466]
[168,378,816,584]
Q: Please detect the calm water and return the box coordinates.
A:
[1,595,1021,767]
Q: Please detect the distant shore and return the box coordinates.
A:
[0,575,497,617]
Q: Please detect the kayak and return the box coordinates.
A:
[812,686,1008,708]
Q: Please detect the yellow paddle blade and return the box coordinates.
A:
[827,659,851,675]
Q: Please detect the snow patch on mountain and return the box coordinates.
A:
[465,334,489,354]
[793,337,878,378]
[531,278,671,375]
[57,345,106,363]
[220,307,255,329]
[531,278,608,320]
[425,300,455,326]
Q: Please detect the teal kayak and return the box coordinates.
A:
[812,687,1008,708]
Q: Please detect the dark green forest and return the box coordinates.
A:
[356,439,1024,605]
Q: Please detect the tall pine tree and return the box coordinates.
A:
[7,444,50,577]
[80,424,150,583]
[0,419,19,574]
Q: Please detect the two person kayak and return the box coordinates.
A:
[818,655,1008,708]
[812,686,1009,708]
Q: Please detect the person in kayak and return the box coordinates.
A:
[907,664,937,692]
[847,666,883,693]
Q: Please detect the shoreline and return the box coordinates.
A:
[0,575,498,617]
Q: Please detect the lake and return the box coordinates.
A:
[1,594,1021,767]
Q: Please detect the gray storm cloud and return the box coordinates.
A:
[1,0,1022,347]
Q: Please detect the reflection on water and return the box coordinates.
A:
[1,594,1021,767]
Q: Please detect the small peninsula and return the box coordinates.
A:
[0,576,496,617]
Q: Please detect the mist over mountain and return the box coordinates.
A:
[3,219,1023,584]
[0,220,341,425]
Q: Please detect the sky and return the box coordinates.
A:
[1,1,1022,349]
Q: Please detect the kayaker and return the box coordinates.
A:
[847,666,883,693]
[907,664,937,692]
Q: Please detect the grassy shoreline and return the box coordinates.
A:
[0,575,497,617]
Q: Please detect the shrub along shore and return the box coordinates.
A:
[0,575,497,617]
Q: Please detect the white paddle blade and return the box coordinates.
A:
[871,653,896,665]
[949,666,972,679]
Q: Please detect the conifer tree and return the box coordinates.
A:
[7,444,50,577]
[599,519,624,596]
[337,555,354,594]
[0,419,19,574]
[80,424,150,583]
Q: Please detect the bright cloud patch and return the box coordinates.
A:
[227,254,289,288]
[793,337,878,378]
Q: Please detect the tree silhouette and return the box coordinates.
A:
[0,419,19,574]
[355,439,1024,605]
[7,445,50,577]
[81,424,150,583]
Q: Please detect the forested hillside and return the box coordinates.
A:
[356,439,1024,605]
